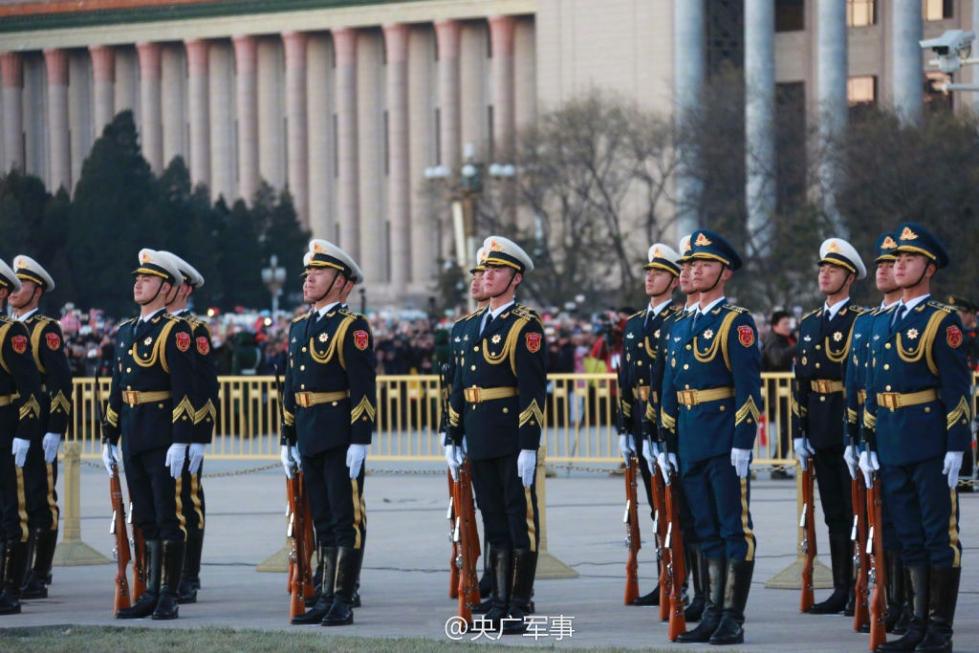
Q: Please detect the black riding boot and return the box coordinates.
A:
[483,545,512,629]
[876,565,928,652]
[321,546,361,626]
[677,556,725,642]
[308,544,326,607]
[885,551,906,633]
[292,546,336,624]
[709,559,754,645]
[117,540,162,619]
[22,528,57,599]
[893,565,914,635]
[178,530,203,604]
[810,534,851,614]
[152,540,185,620]
[914,567,960,653]
[502,549,538,635]
[0,540,29,615]
[684,544,706,622]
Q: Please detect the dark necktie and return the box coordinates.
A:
[482,313,494,336]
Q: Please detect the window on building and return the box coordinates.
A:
[847,75,877,107]
[707,0,744,74]
[925,71,953,111]
[776,0,805,32]
[847,0,876,27]
[923,0,953,20]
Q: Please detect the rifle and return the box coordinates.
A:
[851,446,870,632]
[452,458,480,623]
[129,503,147,601]
[867,471,888,651]
[98,371,132,615]
[662,441,686,641]
[799,462,816,613]
[650,462,669,622]
[447,471,460,599]
[623,454,641,605]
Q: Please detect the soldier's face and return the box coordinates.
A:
[894,253,933,288]
[645,268,675,298]
[817,263,851,295]
[303,267,336,303]
[8,280,38,308]
[691,260,727,291]
[133,274,165,303]
[678,263,695,294]
[470,271,488,301]
[482,266,519,298]
[875,261,897,293]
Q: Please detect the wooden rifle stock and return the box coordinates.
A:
[852,476,870,632]
[130,511,147,601]
[447,471,460,599]
[287,474,310,619]
[301,482,315,601]
[623,456,641,605]
[453,460,480,623]
[109,466,132,614]
[799,465,816,613]
[867,472,888,650]
[650,464,669,622]
[664,461,687,641]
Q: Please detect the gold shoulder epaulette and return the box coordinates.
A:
[629,309,644,319]
[722,304,748,315]
[118,317,135,327]
[802,307,822,321]
[513,304,543,325]
[849,305,868,315]
[926,300,954,314]
[291,312,311,323]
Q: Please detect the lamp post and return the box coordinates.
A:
[261,254,287,315]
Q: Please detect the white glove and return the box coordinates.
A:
[165,443,187,480]
[731,448,752,478]
[188,443,207,475]
[280,444,296,478]
[42,432,61,464]
[445,444,463,481]
[618,434,636,464]
[943,451,964,490]
[11,438,30,468]
[843,445,860,480]
[657,451,678,483]
[794,437,814,471]
[517,449,537,487]
[102,442,120,476]
[858,450,879,489]
[642,439,660,475]
[346,443,368,479]
[290,445,302,471]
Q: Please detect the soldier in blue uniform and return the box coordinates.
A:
[282,239,375,627]
[0,258,43,616]
[445,236,546,635]
[159,252,217,605]
[101,249,200,620]
[846,233,912,633]
[6,256,72,601]
[658,230,760,645]
[860,224,969,653]
[616,243,681,607]
[793,238,867,615]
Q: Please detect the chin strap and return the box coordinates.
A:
[700,265,726,295]
[489,269,518,300]
[826,271,852,298]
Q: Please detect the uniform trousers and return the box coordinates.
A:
[470,452,540,551]
[302,445,366,550]
[681,453,755,561]
[123,444,185,542]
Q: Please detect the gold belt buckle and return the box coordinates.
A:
[123,390,139,406]
[678,389,696,408]
[465,386,481,403]
[636,386,650,402]
[814,380,826,393]
[295,392,310,408]
[879,392,898,410]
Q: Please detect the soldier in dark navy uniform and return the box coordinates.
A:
[793,238,868,615]
[159,251,217,605]
[658,230,761,645]
[445,236,546,635]
[7,256,72,600]
[616,242,680,607]
[944,295,977,493]
[0,258,43,616]
[101,249,200,620]
[861,224,969,653]
[283,239,375,627]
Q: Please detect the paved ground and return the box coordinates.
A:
[2,459,977,652]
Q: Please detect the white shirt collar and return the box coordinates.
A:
[488,300,514,320]
[881,299,901,311]
[15,308,38,322]
[172,308,190,316]
[684,303,698,314]
[823,297,850,321]
[648,298,672,318]
[139,308,166,323]
[899,293,930,314]
[316,301,341,319]
[698,296,726,315]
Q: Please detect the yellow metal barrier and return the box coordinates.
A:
[67,373,979,463]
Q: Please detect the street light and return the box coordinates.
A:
[261,254,287,315]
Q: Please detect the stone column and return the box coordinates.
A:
[334,27,360,256]
[307,33,335,241]
[489,15,516,161]
[90,45,115,136]
[68,53,92,189]
[356,30,382,281]
[233,35,259,203]
[114,48,138,118]
[513,17,536,132]
[435,20,461,172]
[459,22,486,155]
[673,0,706,237]
[891,0,923,125]
[408,25,436,286]
[44,49,71,192]
[1,52,24,171]
[186,39,210,188]
[816,0,847,232]
[137,42,163,172]
[257,37,284,190]
[161,44,185,169]
[209,41,235,202]
[283,31,309,224]
[744,0,775,257]
[384,23,410,292]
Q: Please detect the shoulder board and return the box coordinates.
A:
[849,305,868,315]
[801,307,822,321]
[926,300,954,314]
[629,309,645,319]
[721,304,748,315]
[513,304,543,325]
[457,308,483,324]
[0,314,9,324]
[291,312,311,324]
[118,317,135,327]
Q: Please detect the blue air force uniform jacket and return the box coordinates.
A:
[0,316,42,447]
[641,305,687,442]
[22,313,72,436]
[844,305,893,446]
[617,304,678,441]
[281,307,376,456]
[659,304,762,465]
[446,304,547,461]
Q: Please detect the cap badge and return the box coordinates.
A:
[694,233,712,247]
[900,226,918,240]
[882,236,897,249]
[827,241,841,253]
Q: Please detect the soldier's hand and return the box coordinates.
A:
[858,450,879,489]
[843,444,860,480]
[11,438,30,468]
[289,446,302,471]
[793,437,813,471]
[188,443,207,474]
[42,432,61,464]
[346,443,367,479]
[102,442,120,477]
[618,434,636,464]
[657,451,677,483]
[165,444,187,480]
[280,445,296,479]
[943,451,964,490]
[731,448,752,478]
[642,439,659,475]
[444,444,462,481]
[517,449,537,487]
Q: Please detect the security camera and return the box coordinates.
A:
[920,30,975,73]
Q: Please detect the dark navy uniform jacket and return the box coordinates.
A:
[659,302,762,466]
[446,303,547,461]
[103,310,199,455]
[281,306,376,456]
[617,303,677,442]
[438,311,482,440]
[0,316,42,447]
[793,301,866,449]
[864,298,972,466]
[22,312,72,436]
[174,310,219,444]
